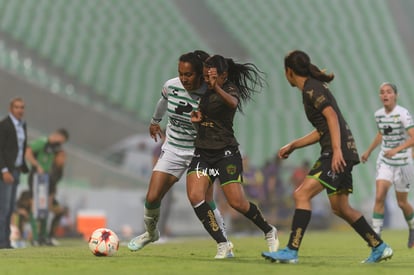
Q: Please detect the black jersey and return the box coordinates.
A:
[194,81,240,150]
[302,78,359,163]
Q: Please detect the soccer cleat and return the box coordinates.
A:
[362,242,393,263]
[408,229,414,248]
[262,247,298,264]
[264,225,279,252]
[128,230,160,251]
[215,242,235,259]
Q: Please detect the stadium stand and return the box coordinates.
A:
[0,0,207,120]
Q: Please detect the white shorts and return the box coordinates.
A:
[153,148,193,179]
[376,162,414,192]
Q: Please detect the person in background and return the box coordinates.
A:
[361,82,414,248]
[25,128,69,245]
[262,50,392,264]
[0,97,28,249]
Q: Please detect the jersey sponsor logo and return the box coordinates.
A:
[195,162,219,178]
[207,210,220,232]
[383,125,393,135]
[291,228,303,249]
[175,101,193,115]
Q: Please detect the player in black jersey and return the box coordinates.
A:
[262,50,393,264]
[187,55,279,258]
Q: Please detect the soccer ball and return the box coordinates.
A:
[88,228,119,256]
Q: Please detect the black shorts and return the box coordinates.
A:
[307,155,356,195]
[187,146,243,185]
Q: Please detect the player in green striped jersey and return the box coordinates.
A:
[128,51,232,256]
[361,82,414,248]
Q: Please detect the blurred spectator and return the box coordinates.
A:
[25,128,69,245]
[0,97,29,249]
[290,160,310,189]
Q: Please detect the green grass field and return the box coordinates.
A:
[0,229,413,275]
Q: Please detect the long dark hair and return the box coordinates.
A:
[179,50,209,80]
[204,54,264,111]
[284,50,334,83]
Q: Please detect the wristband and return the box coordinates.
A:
[150,118,162,125]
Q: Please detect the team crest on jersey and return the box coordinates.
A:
[226,164,237,175]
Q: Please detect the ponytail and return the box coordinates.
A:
[204,55,264,112]
[285,50,334,83]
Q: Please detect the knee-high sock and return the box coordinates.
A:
[144,205,160,237]
[287,209,312,251]
[243,202,272,234]
[208,200,228,239]
[194,201,227,243]
[351,216,383,248]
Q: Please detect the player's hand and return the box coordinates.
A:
[191,110,203,123]
[36,165,44,175]
[2,171,14,184]
[331,149,346,174]
[207,68,218,89]
[149,124,163,142]
[361,151,370,163]
[278,143,294,159]
[383,149,397,159]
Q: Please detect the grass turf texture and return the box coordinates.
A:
[0,229,412,275]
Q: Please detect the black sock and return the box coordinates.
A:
[194,202,227,243]
[287,209,312,251]
[351,216,383,248]
[243,202,272,233]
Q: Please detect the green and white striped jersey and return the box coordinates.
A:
[375,105,414,166]
[160,77,205,155]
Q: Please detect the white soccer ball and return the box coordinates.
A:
[88,228,119,256]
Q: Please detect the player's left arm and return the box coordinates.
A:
[322,106,346,173]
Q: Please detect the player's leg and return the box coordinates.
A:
[372,179,391,236]
[187,172,232,258]
[205,184,228,240]
[262,177,323,263]
[221,182,278,252]
[329,192,392,263]
[395,191,414,248]
[128,171,177,251]
[395,165,414,248]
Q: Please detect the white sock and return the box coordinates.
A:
[406,216,414,229]
[213,208,228,240]
[144,207,160,235]
[372,218,384,236]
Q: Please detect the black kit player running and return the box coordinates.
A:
[187,55,279,259]
[262,50,393,264]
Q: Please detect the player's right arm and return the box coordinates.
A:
[361,132,382,163]
[25,146,44,174]
[278,130,320,159]
[149,85,169,142]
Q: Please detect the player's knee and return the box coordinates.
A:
[227,199,249,213]
[146,192,161,205]
[187,190,204,206]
